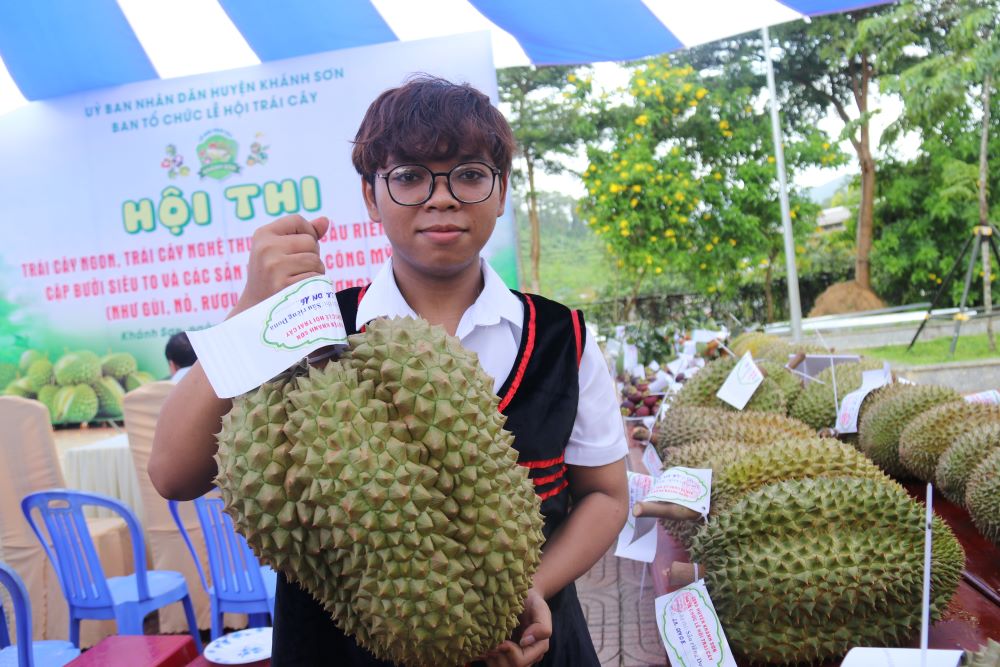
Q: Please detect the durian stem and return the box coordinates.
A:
[666,561,700,587]
[632,501,701,521]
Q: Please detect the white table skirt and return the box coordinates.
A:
[61,433,144,520]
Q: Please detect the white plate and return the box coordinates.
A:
[203,627,273,665]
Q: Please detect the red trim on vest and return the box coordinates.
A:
[498,294,536,412]
[570,309,583,368]
[532,466,566,486]
[537,479,569,501]
[357,284,369,333]
[518,453,564,469]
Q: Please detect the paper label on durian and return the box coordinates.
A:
[188,276,347,398]
[964,389,1000,405]
[656,580,737,667]
[835,363,892,434]
[644,467,712,517]
[615,472,658,562]
[715,352,763,410]
[642,443,663,478]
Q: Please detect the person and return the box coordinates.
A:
[164,331,197,382]
[149,75,629,667]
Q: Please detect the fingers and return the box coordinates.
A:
[487,639,549,667]
[271,214,328,239]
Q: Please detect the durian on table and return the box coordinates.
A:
[654,405,814,451]
[216,317,545,667]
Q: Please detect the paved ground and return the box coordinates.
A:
[578,548,667,667]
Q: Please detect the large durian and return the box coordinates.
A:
[216,317,544,667]
[688,477,965,665]
[654,405,813,451]
[755,359,802,408]
[672,356,786,414]
[899,401,1000,482]
[966,449,1000,547]
[729,332,781,357]
[788,359,884,431]
[936,423,1000,506]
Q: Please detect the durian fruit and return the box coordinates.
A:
[53,350,101,386]
[37,384,59,420]
[655,405,814,451]
[0,363,16,390]
[858,384,960,478]
[124,370,156,391]
[672,357,786,414]
[754,339,825,364]
[91,376,126,419]
[711,437,892,514]
[100,352,138,381]
[966,449,1000,547]
[25,359,53,392]
[788,359,884,431]
[936,423,1000,505]
[217,317,544,667]
[730,332,781,357]
[964,639,1000,666]
[689,477,965,665]
[52,384,99,424]
[3,377,34,398]
[18,349,46,374]
[899,402,1000,482]
[756,359,802,408]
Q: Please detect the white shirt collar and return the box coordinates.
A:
[355,258,522,337]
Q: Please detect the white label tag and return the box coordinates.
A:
[656,580,738,667]
[649,360,661,372]
[624,343,640,376]
[682,340,698,356]
[642,443,664,478]
[835,363,891,434]
[691,328,724,343]
[649,371,672,393]
[715,352,763,410]
[965,389,1000,404]
[840,648,962,667]
[615,472,658,562]
[644,467,712,517]
[187,276,348,398]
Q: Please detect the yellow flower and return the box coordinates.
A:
[675,192,685,201]
[722,130,733,138]
[650,236,658,242]
[568,73,577,83]
[655,266,663,274]
[719,120,730,130]
[708,286,717,293]
[822,142,830,150]
[689,100,698,107]
[621,229,630,237]
[700,263,707,270]
[665,229,676,237]
[637,78,647,87]
[618,219,629,228]
[790,210,797,219]
[713,172,722,180]
[767,156,776,164]
[729,238,736,246]
[609,183,622,193]
[635,114,649,126]
[632,184,642,193]
[645,255,653,265]
[744,105,753,113]
[712,236,719,244]
[678,216,688,223]
[696,88,708,99]
[630,198,639,208]
[705,243,714,252]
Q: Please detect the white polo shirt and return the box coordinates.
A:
[356,259,628,467]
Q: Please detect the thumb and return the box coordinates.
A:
[310,216,330,240]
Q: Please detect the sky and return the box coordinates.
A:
[0,1,916,194]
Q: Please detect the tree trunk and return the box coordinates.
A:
[979,73,995,351]
[526,159,541,294]
[851,54,875,291]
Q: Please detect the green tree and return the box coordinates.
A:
[578,57,843,320]
[497,66,595,292]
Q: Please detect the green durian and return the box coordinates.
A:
[899,402,1000,482]
[690,477,964,665]
[37,384,59,421]
[53,351,101,386]
[655,405,814,451]
[124,371,156,391]
[217,317,544,667]
[964,638,1000,666]
[753,339,825,364]
[788,359,885,431]
[18,349,46,374]
[857,384,960,478]
[672,356,786,414]
[91,376,126,418]
[966,449,1000,547]
[3,377,35,398]
[936,423,1000,506]
[756,359,803,408]
[100,352,138,380]
[52,384,99,424]
[25,358,54,392]
[0,363,17,390]
[729,332,781,357]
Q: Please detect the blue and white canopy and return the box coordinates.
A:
[1,0,890,104]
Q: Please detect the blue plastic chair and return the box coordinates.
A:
[169,495,275,640]
[0,561,80,667]
[20,489,202,652]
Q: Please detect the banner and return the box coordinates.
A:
[0,32,516,379]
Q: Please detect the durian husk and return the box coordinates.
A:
[672,357,786,414]
[966,448,1000,547]
[898,401,1000,482]
[730,332,782,358]
[691,477,965,665]
[788,359,884,431]
[217,317,545,667]
[965,638,1000,666]
[857,384,961,478]
[755,359,803,409]
[654,405,814,452]
[936,422,1000,506]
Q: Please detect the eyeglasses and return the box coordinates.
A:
[375,161,500,206]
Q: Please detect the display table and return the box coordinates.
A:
[65,635,199,667]
[62,432,144,519]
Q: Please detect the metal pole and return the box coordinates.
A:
[762,26,803,342]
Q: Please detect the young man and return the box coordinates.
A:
[164,331,197,382]
[150,76,628,667]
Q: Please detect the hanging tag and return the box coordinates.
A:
[188,276,348,398]
[656,580,738,667]
[615,472,658,562]
[835,362,891,434]
[642,443,664,478]
[649,371,672,393]
[715,352,763,410]
[964,389,1000,405]
[840,648,961,667]
[691,329,724,343]
[644,467,712,517]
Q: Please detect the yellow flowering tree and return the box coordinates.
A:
[580,56,845,319]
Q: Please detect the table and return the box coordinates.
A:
[65,635,199,667]
[62,432,144,519]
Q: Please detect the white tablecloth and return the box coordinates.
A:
[61,433,144,520]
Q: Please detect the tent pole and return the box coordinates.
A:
[761,25,803,342]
